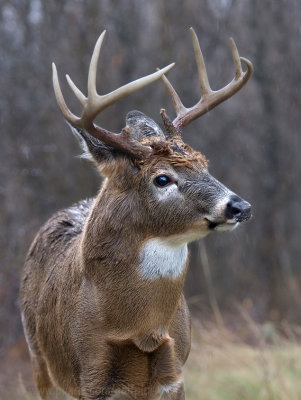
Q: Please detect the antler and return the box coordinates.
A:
[52,30,175,158]
[161,27,253,133]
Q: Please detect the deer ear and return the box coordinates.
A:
[69,125,115,163]
[126,110,165,139]
[69,110,163,163]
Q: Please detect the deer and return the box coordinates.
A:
[20,28,253,400]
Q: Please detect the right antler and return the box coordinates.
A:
[52,30,174,158]
[161,28,253,134]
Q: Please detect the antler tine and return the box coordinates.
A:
[230,37,242,78]
[89,63,175,122]
[52,62,81,126]
[160,74,187,117]
[52,30,175,158]
[63,31,106,106]
[190,27,211,95]
[161,28,253,133]
[83,30,175,123]
[88,30,106,98]
[66,74,87,105]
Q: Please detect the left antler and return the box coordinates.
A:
[161,27,253,133]
[52,30,174,158]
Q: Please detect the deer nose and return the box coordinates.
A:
[225,196,251,222]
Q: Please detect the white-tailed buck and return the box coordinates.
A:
[20,28,253,400]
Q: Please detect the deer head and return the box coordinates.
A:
[52,29,252,249]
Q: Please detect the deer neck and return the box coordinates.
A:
[80,188,189,347]
[81,187,189,281]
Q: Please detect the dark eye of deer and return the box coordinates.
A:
[154,175,171,187]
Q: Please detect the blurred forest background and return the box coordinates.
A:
[0,0,301,397]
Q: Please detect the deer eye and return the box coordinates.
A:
[154,175,172,187]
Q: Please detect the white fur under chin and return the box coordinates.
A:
[138,218,238,280]
[139,238,188,279]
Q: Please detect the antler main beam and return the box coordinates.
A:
[161,27,254,133]
[52,30,174,158]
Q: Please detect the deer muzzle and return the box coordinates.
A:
[202,178,252,231]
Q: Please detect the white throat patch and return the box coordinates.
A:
[139,238,188,279]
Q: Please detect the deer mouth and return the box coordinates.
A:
[205,218,239,232]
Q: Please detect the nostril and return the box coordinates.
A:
[230,203,242,216]
[226,201,241,219]
[226,199,251,222]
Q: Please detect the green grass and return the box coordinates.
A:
[184,322,301,400]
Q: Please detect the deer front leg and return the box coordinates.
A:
[78,345,115,400]
[79,364,114,400]
[148,338,184,400]
[78,340,150,400]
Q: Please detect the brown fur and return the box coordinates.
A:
[138,136,208,170]
[20,126,249,400]
[21,26,252,398]
[20,141,192,399]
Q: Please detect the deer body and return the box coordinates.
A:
[21,195,191,399]
[20,30,253,400]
